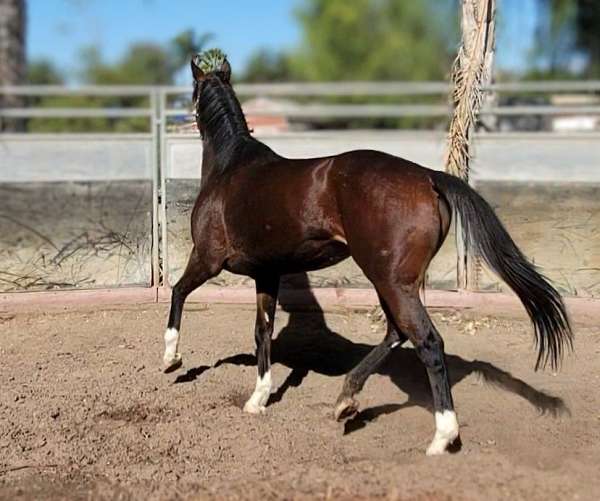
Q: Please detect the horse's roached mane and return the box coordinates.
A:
[194,76,279,173]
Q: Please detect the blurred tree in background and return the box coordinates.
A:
[27,60,64,85]
[530,0,600,78]
[79,44,173,85]
[241,0,459,129]
[0,0,26,130]
[80,28,213,85]
[242,0,458,82]
[241,0,600,82]
[243,49,294,83]
[27,29,211,132]
[574,0,600,77]
[291,0,457,81]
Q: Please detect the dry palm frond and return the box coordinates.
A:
[193,48,228,74]
[445,0,496,180]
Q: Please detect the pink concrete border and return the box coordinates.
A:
[2,285,598,321]
[0,287,157,311]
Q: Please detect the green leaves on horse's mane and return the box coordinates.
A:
[193,49,228,74]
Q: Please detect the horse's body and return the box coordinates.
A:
[193,150,445,283]
[163,51,572,456]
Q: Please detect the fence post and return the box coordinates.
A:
[150,89,161,287]
[158,89,169,288]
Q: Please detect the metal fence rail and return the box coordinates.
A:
[2,80,600,123]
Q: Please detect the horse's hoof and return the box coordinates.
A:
[426,441,447,456]
[163,353,182,373]
[243,401,266,414]
[334,397,359,421]
[426,433,462,456]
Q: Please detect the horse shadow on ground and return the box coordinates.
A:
[175,273,567,434]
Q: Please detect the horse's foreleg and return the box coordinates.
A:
[163,247,220,372]
[243,274,279,414]
[334,314,407,421]
[384,290,459,455]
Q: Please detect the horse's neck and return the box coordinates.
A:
[196,80,281,181]
[200,134,279,186]
[200,141,218,187]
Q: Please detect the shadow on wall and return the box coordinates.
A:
[175,272,567,433]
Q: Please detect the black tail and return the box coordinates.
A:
[432,170,573,371]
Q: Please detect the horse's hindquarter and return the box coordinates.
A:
[331,151,447,286]
[219,157,350,276]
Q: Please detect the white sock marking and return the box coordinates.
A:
[426,410,459,456]
[243,370,272,414]
[163,327,181,369]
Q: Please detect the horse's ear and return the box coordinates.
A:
[219,59,231,83]
[190,57,205,81]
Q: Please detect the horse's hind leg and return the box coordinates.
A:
[243,274,280,414]
[334,300,407,421]
[163,247,221,372]
[381,287,459,455]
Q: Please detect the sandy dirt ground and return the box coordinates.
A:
[1,296,599,500]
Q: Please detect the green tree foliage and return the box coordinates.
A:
[26,59,64,85]
[295,0,456,81]
[243,49,294,82]
[242,0,457,83]
[27,29,211,132]
[241,0,457,129]
[574,0,600,76]
[532,0,600,77]
[79,44,173,85]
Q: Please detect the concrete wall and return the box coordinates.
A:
[1,131,598,296]
[164,131,600,297]
[0,136,153,291]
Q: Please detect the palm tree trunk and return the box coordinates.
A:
[445,0,496,290]
[0,0,26,131]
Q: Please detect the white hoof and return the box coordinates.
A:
[163,352,182,373]
[426,410,459,456]
[163,328,182,372]
[243,401,266,414]
[426,438,450,456]
[242,371,272,414]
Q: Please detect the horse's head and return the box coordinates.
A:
[191,48,232,107]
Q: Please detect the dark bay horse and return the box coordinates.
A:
[163,50,572,455]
